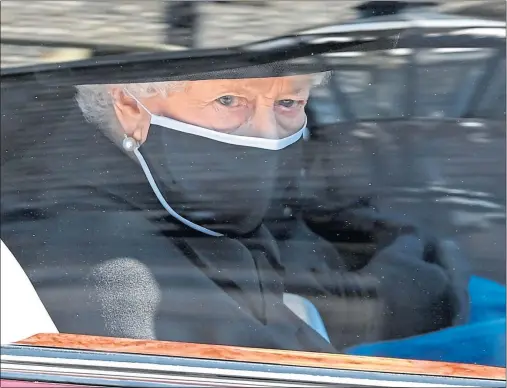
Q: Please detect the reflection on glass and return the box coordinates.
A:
[0,0,505,373]
[415,48,494,117]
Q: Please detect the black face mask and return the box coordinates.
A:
[129,120,306,237]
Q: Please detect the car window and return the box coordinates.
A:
[415,48,496,117]
[328,50,410,119]
[473,58,506,119]
[1,0,505,379]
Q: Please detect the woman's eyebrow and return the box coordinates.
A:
[288,87,306,94]
[280,86,312,97]
[206,85,251,96]
[285,78,314,94]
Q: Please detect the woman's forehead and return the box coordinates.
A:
[172,75,314,94]
[184,76,314,97]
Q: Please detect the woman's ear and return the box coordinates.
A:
[110,87,150,143]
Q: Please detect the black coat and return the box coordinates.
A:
[0,104,335,352]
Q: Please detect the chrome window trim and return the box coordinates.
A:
[1,345,503,388]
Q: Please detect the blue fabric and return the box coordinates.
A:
[346,276,506,367]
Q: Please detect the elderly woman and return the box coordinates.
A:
[1,69,468,352]
[75,74,324,237]
[1,72,339,352]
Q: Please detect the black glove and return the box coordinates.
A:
[359,233,470,340]
[303,201,470,341]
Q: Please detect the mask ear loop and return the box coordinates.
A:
[121,90,224,238]
[123,88,152,115]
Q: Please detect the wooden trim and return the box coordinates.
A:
[17,333,505,380]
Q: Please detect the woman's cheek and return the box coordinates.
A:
[205,106,250,133]
[276,107,307,130]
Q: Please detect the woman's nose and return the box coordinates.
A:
[250,102,279,139]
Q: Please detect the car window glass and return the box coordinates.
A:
[330,50,409,119]
[415,48,495,117]
[473,58,506,119]
[1,0,505,374]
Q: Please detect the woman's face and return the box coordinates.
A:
[111,75,314,143]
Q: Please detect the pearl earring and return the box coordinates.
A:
[122,136,139,152]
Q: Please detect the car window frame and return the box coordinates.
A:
[1,333,505,387]
[1,16,505,388]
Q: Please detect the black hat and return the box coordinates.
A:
[1,33,386,87]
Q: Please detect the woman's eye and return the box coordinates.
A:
[217,95,238,107]
[277,99,297,108]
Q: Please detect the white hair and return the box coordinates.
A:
[75,72,330,144]
[75,81,186,144]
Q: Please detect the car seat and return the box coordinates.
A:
[1,240,58,344]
